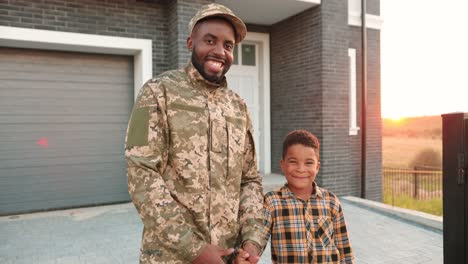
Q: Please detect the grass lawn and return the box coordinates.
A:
[383,193,443,216]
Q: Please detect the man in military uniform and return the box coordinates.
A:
[125,3,263,263]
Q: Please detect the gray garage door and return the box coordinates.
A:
[0,48,134,215]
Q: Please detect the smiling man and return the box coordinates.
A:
[125,3,264,264]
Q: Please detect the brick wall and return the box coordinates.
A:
[169,0,212,69]
[319,0,361,197]
[270,6,322,173]
[0,0,211,76]
[349,25,382,201]
[342,0,382,201]
[270,0,382,200]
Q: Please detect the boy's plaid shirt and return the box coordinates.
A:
[260,184,354,263]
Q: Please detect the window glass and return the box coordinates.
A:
[241,44,255,66]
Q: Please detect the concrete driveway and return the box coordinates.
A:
[0,196,442,264]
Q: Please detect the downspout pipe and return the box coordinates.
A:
[361,0,368,199]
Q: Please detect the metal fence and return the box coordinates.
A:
[383,167,442,200]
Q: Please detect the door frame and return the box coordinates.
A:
[243,32,271,174]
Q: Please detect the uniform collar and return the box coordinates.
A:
[185,61,228,91]
[280,182,323,200]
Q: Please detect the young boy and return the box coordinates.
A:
[240,130,354,263]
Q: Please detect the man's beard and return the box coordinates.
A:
[191,47,229,84]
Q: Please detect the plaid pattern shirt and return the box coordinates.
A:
[261,183,354,263]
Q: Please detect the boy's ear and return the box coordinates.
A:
[279,159,285,172]
[317,161,321,171]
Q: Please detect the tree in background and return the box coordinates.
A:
[409,148,442,169]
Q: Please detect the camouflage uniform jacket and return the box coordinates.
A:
[125,62,264,263]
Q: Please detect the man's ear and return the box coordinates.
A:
[187,36,193,51]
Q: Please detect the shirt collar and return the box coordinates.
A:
[185,61,228,91]
[280,182,323,200]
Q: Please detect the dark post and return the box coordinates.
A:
[360,0,367,199]
[442,112,468,264]
[413,167,419,199]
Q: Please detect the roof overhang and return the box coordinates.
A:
[215,0,320,26]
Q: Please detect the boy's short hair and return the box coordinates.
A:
[282,130,320,160]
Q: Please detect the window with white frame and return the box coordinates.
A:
[348,48,360,135]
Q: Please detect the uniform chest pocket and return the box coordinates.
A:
[211,119,227,153]
[226,116,246,175]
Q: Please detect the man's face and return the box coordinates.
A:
[187,18,235,83]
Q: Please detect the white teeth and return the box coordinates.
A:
[208,60,222,67]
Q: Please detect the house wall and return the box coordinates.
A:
[0,0,211,76]
[349,0,382,201]
[1,0,382,201]
[270,6,323,175]
[320,0,362,197]
[168,0,212,69]
[367,0,380,15]
[270,0,382,201]
[349,27,382,201]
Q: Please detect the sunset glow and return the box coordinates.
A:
[390,117,404,123]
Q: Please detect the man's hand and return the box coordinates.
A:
[192,244,234,264]
[233,249,251,264]
[242,241,260,264]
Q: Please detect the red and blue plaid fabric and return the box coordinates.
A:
[261,183,354,263]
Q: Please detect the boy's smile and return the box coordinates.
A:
[280,144,320,200]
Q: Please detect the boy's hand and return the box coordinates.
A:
[192,244,234,264]
[233,249,251,264]
[242,241,260,264]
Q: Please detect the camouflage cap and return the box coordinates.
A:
[188,3,247,43]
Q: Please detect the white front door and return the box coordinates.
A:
[226,31,272,174]
[227,42,260,161]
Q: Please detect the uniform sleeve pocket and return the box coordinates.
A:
[126,107,149,147]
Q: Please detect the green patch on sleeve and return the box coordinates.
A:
[126,107,149,147]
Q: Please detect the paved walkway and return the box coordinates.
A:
[0,198,442,264]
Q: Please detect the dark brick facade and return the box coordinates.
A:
[1,0,382,201]
[0,0,212,76]
[270,0,382,201]
[270,7,322,171]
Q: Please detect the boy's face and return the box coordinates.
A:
[280,144,320,195]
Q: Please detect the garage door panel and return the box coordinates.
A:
[0,148,126,164]
[0,164,126,191]
[0,164,129,213]
[1,154,125,170]
[0,94,132,106]
[0,48,132,71]
[0,87,131,98]
[0,48,133,215]
[0,123,128,136]
[0,115,130,124]
[0,61,132,77]
[0,70,133,84]
[0,104,130,115]
[0,80,131,91]
[0,130,127,148]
